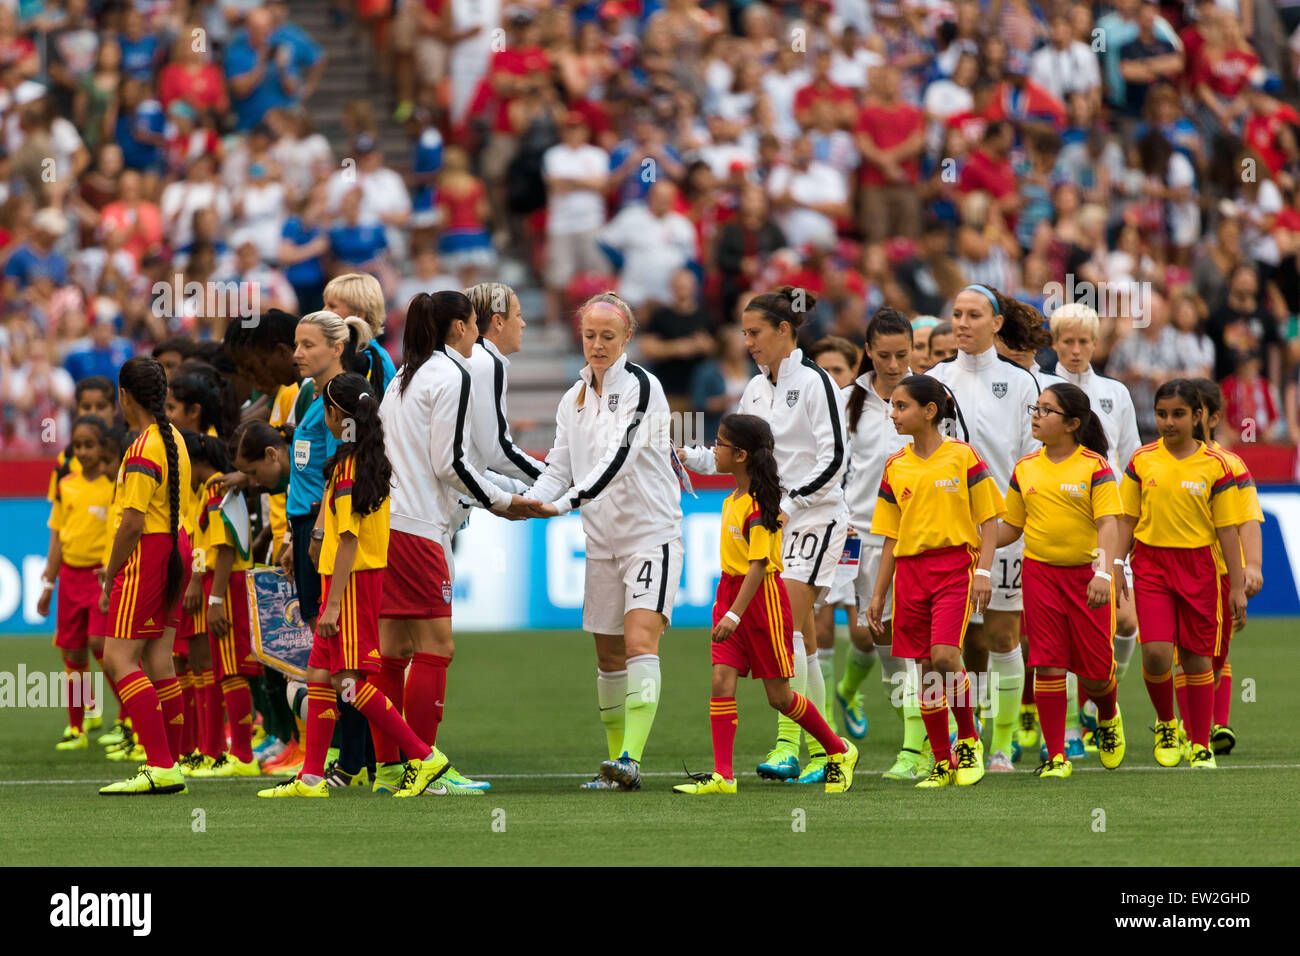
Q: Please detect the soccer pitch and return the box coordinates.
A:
[2,623,1298,867]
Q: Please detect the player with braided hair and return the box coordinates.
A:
[98,357,194,795]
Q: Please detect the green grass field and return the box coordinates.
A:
[2,622,1298,866]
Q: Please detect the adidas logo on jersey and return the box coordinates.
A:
[1026,486,1038,495]
[900,488,913,501]
[1145,478,1157,487]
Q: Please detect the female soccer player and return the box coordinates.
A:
[166,374,223,436]
[324,273,397,391]
[182,430,261,778]
[998,384,1126,778]
[680,287,848,784]
[1185,378,1264,754]
[97,357,192,796]
[928,284,1042,772]
[378,291,534,793]
[674,413,857,795]
[835,309,926,781]
[258,373,453,799]
[39,415,114,750]
[1117,379,1247,769]
[866,374,1004,789]
[527,292,686,792]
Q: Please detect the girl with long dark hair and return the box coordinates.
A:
[996,383,1125,777]
[97,357,194,795]
[674,413,856,795]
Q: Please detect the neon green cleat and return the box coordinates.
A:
[1015,704,1039,749]
[673,771,737,795]
[84,714,103,732]
[189,754,232,778]
[257,777,329,798]
[916,759,955,788]
[883,748,929,781]
[443,764,491,791]
[210,755,261,777]
[99,763,187,795]
[1096,706,1126,770]
[392,749,451,797]
[107,743,146,762]
[1189,746,1217,769]
[1034,755,1073,779]
[372,762,406,794]
[825,739,858,793]
[1153,720,1181,767]
[954,737,984,786]
[98,719,128,747]
[56,726,88,751]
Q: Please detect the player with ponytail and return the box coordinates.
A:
[97,357,194,795]
[674,413,857,795]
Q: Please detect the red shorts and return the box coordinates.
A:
[1023,558,1116,682]
[380,530,452,619]
[711,572,795,679]
[309,568,384,675]
[108,532,190,641]
[1132,542,1224,657]
[53,564,100,651]
[891,545,977,660]
[203,569,260,680]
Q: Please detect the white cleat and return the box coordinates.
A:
[987,749,1015,772]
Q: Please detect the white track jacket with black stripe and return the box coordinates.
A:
[527,353,683,560]
[468,336,547,482]
[381,345,512,540]
[681,347,848,520]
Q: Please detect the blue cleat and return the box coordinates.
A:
[599,753,642,790]
[795,756,827,784]
[756,749,801,781]
[1010,739,1023,763]
[1079,701,1099,735]
[836,689,869,741]
[1064,735,1088,761]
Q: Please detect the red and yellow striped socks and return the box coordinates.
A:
[374,655,407,762]
[222,676,254,762]
[779,692,845,756]
[116,670,171,766]
[354,679,432,761]
[1184,670,1215,749]
[302,683,337,780]
[1084,674,1118,721]
[154,676,184,760]
[1174,670,1190,729]
[1035,674,1068,760]
[949,671,978,740]
[176,668,197,755]
[710,697,737,780]
[1142,666,1175,722]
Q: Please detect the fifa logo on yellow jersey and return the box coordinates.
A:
[933,477,960,492]
[1181,480,1207,496]
[728,524,743,540]
[1059,481,1087,498]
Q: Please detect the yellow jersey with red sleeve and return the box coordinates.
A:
[49,471,114,568]
[1004,446,1120,566]
[719,491,784,576]
[46,450,83,503]
[320,454,389,575]
[197,474,252,573]
[267,383,299,550]
[1212,444,1264,525]
[116,424,192,535]
[871,438,1005,557]
[1120,440,1240,558]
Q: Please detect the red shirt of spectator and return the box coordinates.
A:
[439,178,487,231]
[795,77,855,123]
[158,61,228,114]
[946,110,989,147]
[1195,47,1258,99]
[100,196,164,266]
[855,99,924,186]
[487,45,551,134]
[1179,24,1208,88]
[959,146,1016,200]
[1244,101,1300,175]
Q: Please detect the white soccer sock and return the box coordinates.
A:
[817,647,835,690]
[596,668,627,762]
[1113,630,1138,678]
[877,646,906,713]
[990,650,1024,750]
[791,633,808,693]
[804,647,828,758]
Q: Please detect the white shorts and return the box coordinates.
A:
[987,539,1024,613]
[582,539,684,635]
[782,502,849,601]
[853,541,893,626]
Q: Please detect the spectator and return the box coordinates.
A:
[609,110,684,209]
[598,181,697,313]
[230,160,287,263]
[72,38,121,154]
[4,337,75,452]
[268,106,332,199]
[1097,0,1181,115]
[3,207,69,294]
[435,144,496,283]
[158,28,229,118]
[160,153,231,252]
[99,170,163,268]
[116,7,162,83]
[329,187,389,276]
[1169,288,1216,380]
[1030,13,1103,108]
[63,310,134,384]
[1193,8,1257,136]
[639,268,715,413]
[324,134,411,240]
[855,65,925,243]
[279,183,331,315]
[1207,263,1282,386]
[715,184,787,324]
[112,77,166,179]
[267,0,326,103]
[542,111,609,324]
[225,6,302,132]
[767,134,849,251]
[690,323,754,442]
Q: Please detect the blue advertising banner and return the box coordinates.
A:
[4,488,1299,634]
